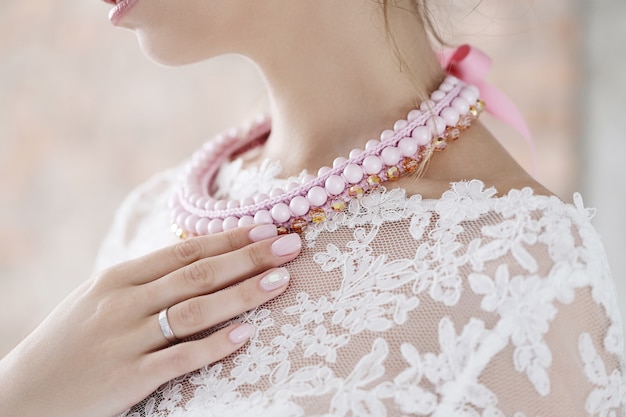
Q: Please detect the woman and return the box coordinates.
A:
[1,1,623,416]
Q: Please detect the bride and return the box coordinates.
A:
[1,1,624,416]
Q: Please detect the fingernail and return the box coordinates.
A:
[259,267,290,291]
[271,233,301,257]
[248,224,278,242]
[228,323,254,344]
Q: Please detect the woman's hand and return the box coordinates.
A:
[0,224,301,417]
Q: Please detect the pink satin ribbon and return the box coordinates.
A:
[438,44,536,174]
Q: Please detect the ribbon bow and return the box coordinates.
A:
[438,45,536,173]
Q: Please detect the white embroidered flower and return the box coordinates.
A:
[409,211,433,241]
[301,325,350,363]
[436,180,496,225]
[469,264,511,312]
[579,333,626,416]
[374,343,438,415]
[494,187,540,218]
[272,323,308,352]
[187,364,238,404]
[231,341,276,385]
[327,338,389,417]
[283,293,335,326]
[479,218,541,273]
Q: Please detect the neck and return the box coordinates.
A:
[240,1,444,177]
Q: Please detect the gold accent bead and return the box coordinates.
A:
[367,174,382,187]
[291,217,308,234]
[175,228,188,239]
[386,166,400,180]
[434,137,447,151]
[458,116,472,130]
[331,199,346,212]
[310,207,327,223]
[475,99,485,113]
[348,185,364,198]
[277,226,289,235]
[402,157,419,173]
[447,127,461,141]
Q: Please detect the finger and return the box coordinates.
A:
[103,224,279,285]
[145,232,301,311]
[149,267,290,347]
[142,322,255,383]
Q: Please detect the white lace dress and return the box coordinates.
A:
[94,155,626,417]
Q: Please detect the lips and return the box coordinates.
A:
[107,0,139,25]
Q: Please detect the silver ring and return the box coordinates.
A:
[158,308,178,343]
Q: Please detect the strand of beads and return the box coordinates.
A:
[170,76,484,238]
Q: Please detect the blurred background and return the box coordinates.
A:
[0,0,624,357]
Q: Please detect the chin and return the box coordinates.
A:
[135,31,210,67]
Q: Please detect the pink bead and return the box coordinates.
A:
[363,155,383,174]
[289,196,310,216]
[303,174,317,183]
[242,197,255,207]
[325,175,345,195]
[380,129,395,141]
[460,86,479,103]
[195,218,210,235]
[440,107,460,126]
[407,109,422,121]
[430,90,445,101]
[254,210,273,224]
[420,100,435,112]
[398,137,418,157]
[204,199,216,210]
[226,127,239,139]
[195,197,208,209]
[307,186,327,206]
[286,182,300,191]
[175,213,187,228]
[208,218,223,234]
[222,216,239,231]
[270,188,285,198]
[271,203,291,223]
[381,147,401,166]
[349,148,362,158]
[317,166,331,176]
[365,139,380,150]
[411,126,431,146]
[452,97,470,114]
[343,163,364,184]
[215,200,228,210]
[227,200,240,209]
[333,157,347,168]
[238,215,254,227]
[427,116,446,135]
[439,82,454,92]
[393,119,408,131]
[254,193,269,204]
[184,215,199,232]
[202,141,216,152]
[445,75,459,85]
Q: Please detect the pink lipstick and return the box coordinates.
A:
[108,0,139,26]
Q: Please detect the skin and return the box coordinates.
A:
[0,1,553,416]
[0,226,302,417]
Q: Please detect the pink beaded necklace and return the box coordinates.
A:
[170,75,484,238]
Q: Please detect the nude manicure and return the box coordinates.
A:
[248,224,278,242]
[228,323,254,344]
[271,233,302,256]
[259,267,290,291]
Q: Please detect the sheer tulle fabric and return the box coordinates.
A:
[95,158,626,417]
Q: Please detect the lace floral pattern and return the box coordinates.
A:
[99,159,626,417]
